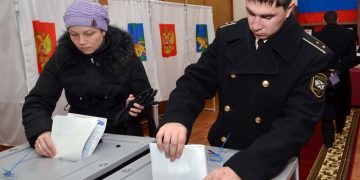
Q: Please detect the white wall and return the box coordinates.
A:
[232,0,246,21]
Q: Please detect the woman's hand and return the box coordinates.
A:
[126,94,144,117]
[35,131,56,158]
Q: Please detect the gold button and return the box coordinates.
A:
[262,80,269,87]
[224,105,231,112]
[230,73,237,79]
[221,136,227,143]
[255,117,262,124]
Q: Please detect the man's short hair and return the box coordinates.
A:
[324,10,338,24]
[246,0,292,9]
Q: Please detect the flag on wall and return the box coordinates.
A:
[196,24,208,53]
[33,20,57,73]
[187,5,215,65]
[128,23,147,61]
[297,0,358,25]
[159,24,177,58]
[18,0,72,91]
[109,0,161,101]
[18,0,73,123]
[151,2,186,100]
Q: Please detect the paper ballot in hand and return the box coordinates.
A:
[149,143,207,180]
[51,113,107,161]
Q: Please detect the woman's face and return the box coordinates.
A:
[68,26,106,55]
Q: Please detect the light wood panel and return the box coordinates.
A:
[162,0,234,29]
[98,0,108,6]
[187,0,205,5]
[162,0,185,3]
[204,0,233,29]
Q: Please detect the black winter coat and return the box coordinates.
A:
[161,15,332,179]
[22,26,151,147]
[314,23,357,128]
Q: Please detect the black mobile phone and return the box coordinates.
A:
[113,88,158,126]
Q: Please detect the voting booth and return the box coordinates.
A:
[1,136,299,180]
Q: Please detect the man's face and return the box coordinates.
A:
[246,1,294,40]
[68,26,106,55]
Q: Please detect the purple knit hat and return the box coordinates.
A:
[63,0,109,31]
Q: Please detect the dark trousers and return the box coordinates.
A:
[321,119,334,148]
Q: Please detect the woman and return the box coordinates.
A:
[22,0,152,158]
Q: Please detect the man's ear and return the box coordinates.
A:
[286,1,296,18]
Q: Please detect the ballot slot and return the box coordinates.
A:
[0,134,154,180]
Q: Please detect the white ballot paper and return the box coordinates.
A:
[149,143,207,180]
[51,113,107,161]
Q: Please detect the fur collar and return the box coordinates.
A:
[55,25,135,75]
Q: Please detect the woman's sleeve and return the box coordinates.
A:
[22,56,63,147]
[128,55,151,94]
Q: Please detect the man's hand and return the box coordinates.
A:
[35,131,56,158]
[204,167,241,180]
[126,94,144,117]
[156,122,187,162]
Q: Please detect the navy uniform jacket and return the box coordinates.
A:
[161,15,332,179]
[314,24,357,128]
[313,23,357,73]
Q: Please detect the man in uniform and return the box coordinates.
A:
[156,0,333,179]
[314,10,357,147]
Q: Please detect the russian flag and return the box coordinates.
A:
[297,0,358,25]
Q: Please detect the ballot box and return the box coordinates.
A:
[104,146,299,180]
[350,68,360,106]
[0,134,154,180]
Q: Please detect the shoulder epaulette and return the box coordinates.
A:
[302,36,329,54]
[219,21,236,29]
